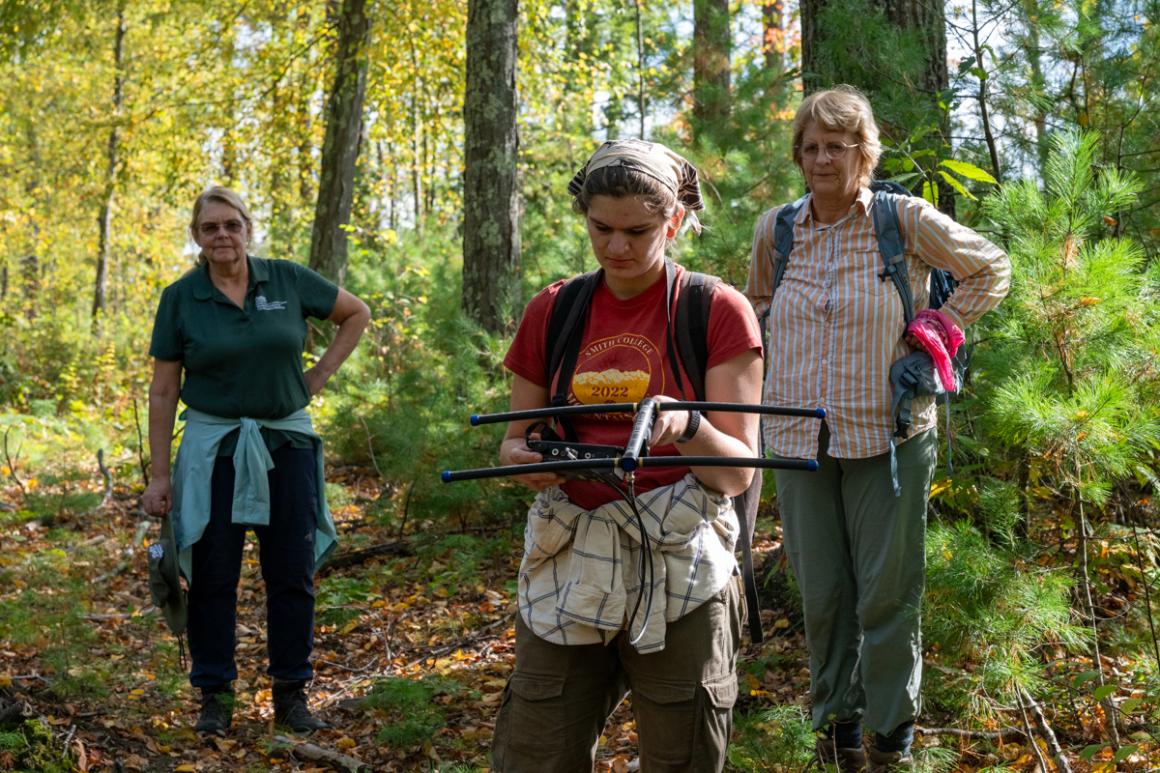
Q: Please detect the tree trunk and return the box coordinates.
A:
[309,0,372,285]
[803,0,947,101]
[462,0,520,333]
[407,34,423,230]
[800,0,952,212]
[92,2,126,331]
[632,0,646,139]
[295,5,317,209]
[693,0,731,145]
[762,0,786,74]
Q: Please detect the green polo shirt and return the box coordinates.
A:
[149,256,339,452]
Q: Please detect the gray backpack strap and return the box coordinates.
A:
[871,190,915,324]
[770,196,806,299]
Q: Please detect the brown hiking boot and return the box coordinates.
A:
[867,747,914,772]
[814,736,867,772]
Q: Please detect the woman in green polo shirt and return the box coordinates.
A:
[141,186,370,736]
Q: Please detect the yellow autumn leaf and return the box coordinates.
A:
[929,479,952,497]
[336,736,357,750]
[174,765,197,772]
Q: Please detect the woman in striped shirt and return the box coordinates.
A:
[745,86,1010,771]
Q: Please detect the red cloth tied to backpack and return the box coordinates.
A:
[905,308,964,392]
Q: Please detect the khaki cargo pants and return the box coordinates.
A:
[490,575,742,772]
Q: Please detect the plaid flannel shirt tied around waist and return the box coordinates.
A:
[518,474,739,654]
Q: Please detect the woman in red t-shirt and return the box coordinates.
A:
[491,139,763,772]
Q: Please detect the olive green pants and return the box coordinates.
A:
[774,426,937,737]
[490,575,742,773]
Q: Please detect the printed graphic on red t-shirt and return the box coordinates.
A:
[502,265,763,510]
[569,332,664,419]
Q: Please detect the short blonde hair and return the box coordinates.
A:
[792,85,882,189]
[189,186,254,265]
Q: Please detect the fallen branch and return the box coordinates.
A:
[1020,686,1073,773]
[404,614,511,669]
[917,725,1028,742]
[3,427,25,495]
[92,520,152,584]
[80,449,114,518]
[1017,687,1050,773]
[96,449,112,508]
[316,656,381,674]
[319,541,411,575]
[358,416,383,481]
[273,734,369,772]
[396,480,414,541]
[132,397,148,487]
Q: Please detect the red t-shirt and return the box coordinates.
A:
[504,266,763,509]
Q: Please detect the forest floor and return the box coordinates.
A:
[0,463,1155,772]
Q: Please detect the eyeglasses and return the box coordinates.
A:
[800,142,860,160]
[197,219,247,236]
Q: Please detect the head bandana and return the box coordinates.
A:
[568,139,704,212]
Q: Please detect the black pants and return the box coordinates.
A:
[188,445,318,689]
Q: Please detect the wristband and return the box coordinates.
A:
[677,410,702,443]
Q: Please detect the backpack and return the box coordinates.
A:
[767,180,968,440]
[545,260,767,643]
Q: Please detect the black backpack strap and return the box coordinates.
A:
[871,190,915,324]
[672,269,718,402]
[545,270,602,441]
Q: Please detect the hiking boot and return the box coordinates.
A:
[815,736,867,772]
[194,688,234,736]
[273,681,329,734]
[867,748,914,772]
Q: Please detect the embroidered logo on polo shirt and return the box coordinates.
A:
[256,295,287,311]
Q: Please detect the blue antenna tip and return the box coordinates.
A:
[815,407,827,418]
[806,460,819,472]
[441,470,453,483]
[469,415,481,426]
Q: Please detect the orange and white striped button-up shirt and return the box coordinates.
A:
[744,188,1010,460]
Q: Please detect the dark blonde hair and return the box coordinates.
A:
[792,85,882,189]
[189,186,254,265]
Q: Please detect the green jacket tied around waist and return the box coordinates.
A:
[171,407,337,583]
